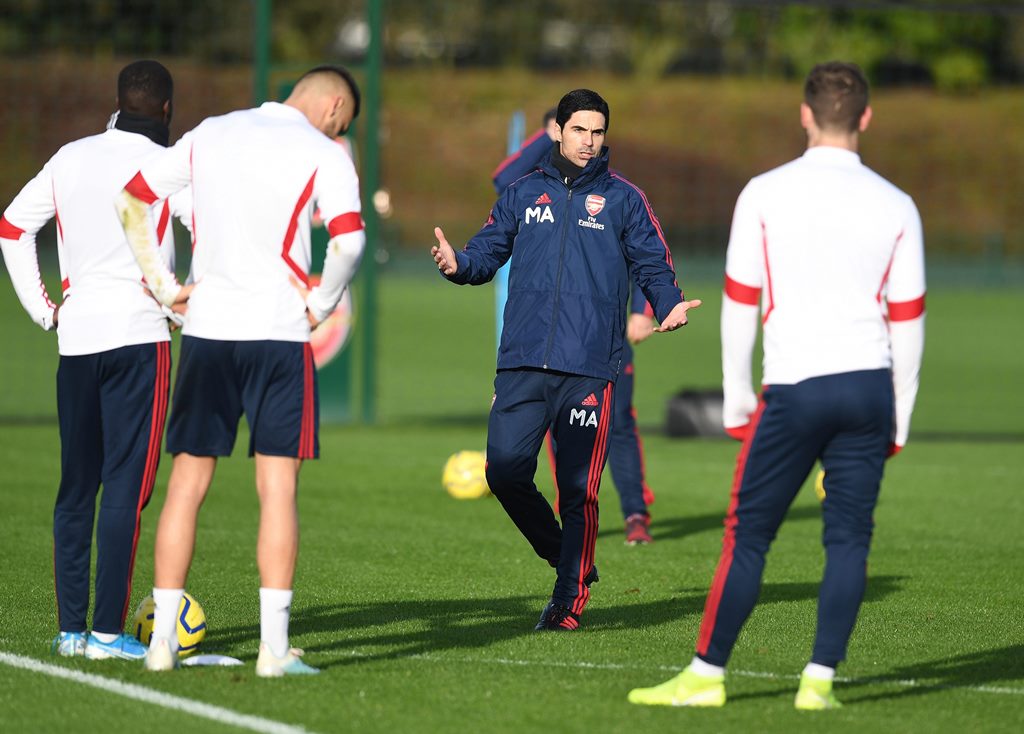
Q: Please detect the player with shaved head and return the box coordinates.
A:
[116,64,365,677]
[285,65,361,136]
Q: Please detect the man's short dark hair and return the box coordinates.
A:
[556,89,609,131]
[543,107,557,126]
[804,61,869,133]
[298,64,361,120]
[117,60,173,119]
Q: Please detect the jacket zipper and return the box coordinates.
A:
[543,186,572,369]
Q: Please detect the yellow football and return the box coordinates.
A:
[132,592,207,657]
[442,450,490,500]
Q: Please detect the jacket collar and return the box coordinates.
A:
[541,145,610,189]
[108,110,170,147]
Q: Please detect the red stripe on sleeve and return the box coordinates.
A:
[888,294,925,322]
[327,212,364,237]
[0,216,25,239]
[156,201,171,243]
[125,172,159,204]
[610,173,675,271]
[725,424,749,441]
[490,128,547,179]
[723,274,760,306]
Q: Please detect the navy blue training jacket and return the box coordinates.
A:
[446,147,683,382]
[492,127,552,193]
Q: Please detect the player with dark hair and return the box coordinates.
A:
[629,61,925,709]
[116,65,365,676]
[494,109,659,545]
[117,60,174,120]
[299,64,362,122]
[432,88,701,631]
[1,59,187,660]
[555,88,610,132]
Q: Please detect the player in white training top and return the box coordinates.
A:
[1,60,189,661]
[630,61,925,710]
[115,65,366,677]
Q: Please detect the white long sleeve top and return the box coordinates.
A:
[721,146,926,449]
[1,128,186,355]
[121,102,365,342]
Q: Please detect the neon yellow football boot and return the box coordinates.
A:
[628,667,726,707]
[794,672,843,710]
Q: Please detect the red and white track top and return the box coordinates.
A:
[1,129,184,356]
[721,146,926,448]
[126,102,364,342]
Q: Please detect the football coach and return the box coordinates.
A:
[431,88,702,631]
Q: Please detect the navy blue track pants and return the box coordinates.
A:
[696,369,893,668]
[547,345,653,520]
[603,346,652,518]
[54,342,171,634]
[486,368,613,615]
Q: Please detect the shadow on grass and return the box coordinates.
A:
[208,575,904,670]
[842,643,1024,703]
[597,505,821,543]
[729,641,1023,704]
[208,593,695,666]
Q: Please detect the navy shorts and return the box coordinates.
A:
[166,336,319,459]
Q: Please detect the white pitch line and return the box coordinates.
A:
[227,647,1024,698]
[405,652,1024,697]
[0,651,316,734]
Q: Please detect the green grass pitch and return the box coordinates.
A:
[0,271,1022,733]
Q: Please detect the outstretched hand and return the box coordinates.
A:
[431,226,458,276]
[654,298,703,333]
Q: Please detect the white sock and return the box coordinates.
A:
[689,656,725,678]
[260,587,293,658]
[152,587,184,651]
[803,662,836,681]
[91,631,118,644]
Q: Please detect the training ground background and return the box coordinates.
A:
[0,270,1021,733]
[2,1,1024,728]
